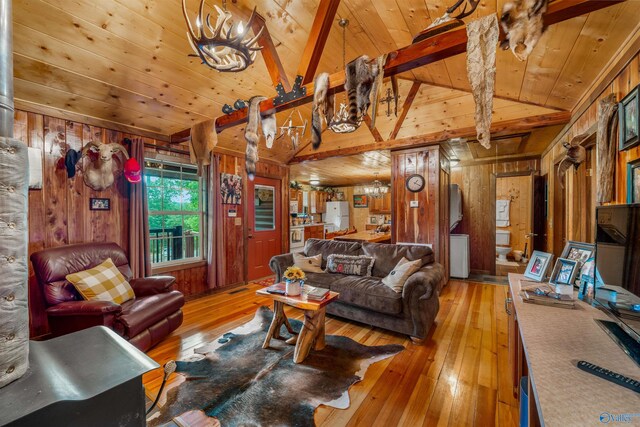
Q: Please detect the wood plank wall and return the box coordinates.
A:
[13,110,289,338]
[450,159,539,275]
[541,52,640,252]
[496,175,532,257]
[391,146,450,281]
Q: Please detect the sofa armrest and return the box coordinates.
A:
[269,253,295,282]
[130,276,176,296]
[46,300,122,317]
[401,263,445,340]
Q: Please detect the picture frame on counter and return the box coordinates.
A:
[523,250,553,282]
[560,241,595,268]
[549,258,579,286]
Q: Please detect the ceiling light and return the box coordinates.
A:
[364,173,389,199]
[310,179,320,186]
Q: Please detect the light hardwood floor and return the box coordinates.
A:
[143,280,520,426]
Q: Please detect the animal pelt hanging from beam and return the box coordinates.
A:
[244,95,267,180]
[369,54,399,130]
[556,133,588,189]
[466,14,499,149]
[344,55,380,123]
[500,0,549,61]
[311,72,334,150]
[190,119,218,176]
[596,93,619,204]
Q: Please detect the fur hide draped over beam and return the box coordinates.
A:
[500,0,549,61]
[312,72,332,150]
[557,133,588,189]
[344,55,380,124]
[244,95,276,179]
[466,15,499,149]
[596,93,619,204]
[190,119,218,177]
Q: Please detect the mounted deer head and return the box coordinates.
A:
[80,141,129,191]
[557,133,588,189]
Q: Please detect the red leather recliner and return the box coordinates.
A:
[30,242,185,351]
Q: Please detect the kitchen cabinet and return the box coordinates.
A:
[304,225,324,241]
[310,191,327,214]
[369,192,391,213]
[289,189,303,213]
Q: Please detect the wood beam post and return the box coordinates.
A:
[389,81,421,140]
[252,13,292,92]
[362,115,384,142]
[288,111,571,163]
[296,0,341,86]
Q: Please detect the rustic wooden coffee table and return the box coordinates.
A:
[256,283,339,363]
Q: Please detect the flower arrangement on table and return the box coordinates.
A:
[283,266,306,283]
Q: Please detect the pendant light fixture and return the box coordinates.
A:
[328,19,362,134]
[364,173,389,199]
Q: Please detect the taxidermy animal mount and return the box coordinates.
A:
[413,0,480,43]
[80,141,129,191]
[557,133,588,189]
[500,0,549,61]
[182,0,263,72]
[245,95,267,180]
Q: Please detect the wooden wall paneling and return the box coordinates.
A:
[65,121,85,245]
[43,116,69,248]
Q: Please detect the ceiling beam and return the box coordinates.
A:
[210,0,623,136]
[389,81,421,140]
[252,12,292,92]
[288,111,571,164]
[296,0,341,86]
[362,115,384,142]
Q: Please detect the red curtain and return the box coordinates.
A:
[128,138,152,278]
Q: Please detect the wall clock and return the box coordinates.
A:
[405,174,425,192]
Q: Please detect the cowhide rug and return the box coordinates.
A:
[147,306,404,427]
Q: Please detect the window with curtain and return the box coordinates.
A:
[145,158,204,266]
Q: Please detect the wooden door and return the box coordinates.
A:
[248,177,282,281]
[532,175,547,252]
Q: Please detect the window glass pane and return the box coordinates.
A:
[147,186,163,212]
[183,214,200,233]
[162,187,182,211]
[255,185,275,231]
[182,181,199,211]
[148,214,163,231]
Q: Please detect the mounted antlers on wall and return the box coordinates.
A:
[182,0,263,72]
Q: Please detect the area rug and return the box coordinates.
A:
[147,306,404,427]
[251,276,276,287]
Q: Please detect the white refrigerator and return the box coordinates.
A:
[323,201,350,230]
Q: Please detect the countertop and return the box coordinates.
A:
[333,231,392,243]
[290,223,330,229]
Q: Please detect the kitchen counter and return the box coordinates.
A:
[290,222,328,229]
[334,231,392,243]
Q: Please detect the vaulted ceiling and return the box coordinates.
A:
[12,0,640,166]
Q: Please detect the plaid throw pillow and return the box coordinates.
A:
[66,258,135,304]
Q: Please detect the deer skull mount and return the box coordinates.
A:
[80,141,129,191]
[557,133,588,189]
[182,0,263,73]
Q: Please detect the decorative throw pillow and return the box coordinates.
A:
[66,258,135,304]
[382,257,422,293]
[325,254,374,277]
[293,253,324,273]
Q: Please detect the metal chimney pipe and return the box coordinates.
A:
[0,0,14,138]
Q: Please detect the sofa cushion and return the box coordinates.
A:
[293,253,324,273]
[304,238,362,268]
[327,275,403,315]
[114,290,184,339]
[382,257,422,292]
[362,242,435,277]
[326,254,374,276]
[66,258,135,304]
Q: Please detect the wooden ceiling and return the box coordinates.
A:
[12,0,640,165]
[290,150,391,186]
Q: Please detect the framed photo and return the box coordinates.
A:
[335,191,345,201]
[89,198,110,211]
[627,158,640,204]
[549,258,579,286]
[353,194,368,208]
[619,84,639,151]
[524,250,553,282]
[560,241,595,267]
[370,216,378,224]
[220,173,242,205]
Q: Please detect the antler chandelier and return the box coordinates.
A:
[329,19,362,134]
[364,173,389,199]
[182,0,263,73]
